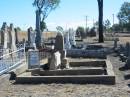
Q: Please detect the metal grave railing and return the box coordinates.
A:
[0,45,26,75]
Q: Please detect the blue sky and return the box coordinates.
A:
[0,0,129,31]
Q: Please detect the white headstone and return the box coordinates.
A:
[3,23,8,49]
[50,51,61,70]
[10,24,17,51]
[28,27,36,49]
[64,31,71,49]
[69,28,76,46]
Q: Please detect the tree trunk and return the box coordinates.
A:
[97,0,104,43]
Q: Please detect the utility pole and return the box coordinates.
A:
[93,18,95,27]
[112,14,115,26]
[112,14,115,33]
[86,16,88,29]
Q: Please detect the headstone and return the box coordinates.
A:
[28,49,40,69]
[49,51,61,70]
[69,28,76,46]
[28,28,31,43]
[14,28,19,44]
[10,24,17,51]
[0,22,10,55]
[124,42,130,68]
[3,23,8,49]
[54,32,64,51]
[1,22,6,46]
[114,38,118,49]
[28,27,36,49]
[64,31,71,49]
[125,42,130,57]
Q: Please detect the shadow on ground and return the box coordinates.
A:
[124,74,130,80]
[119,66,130,71]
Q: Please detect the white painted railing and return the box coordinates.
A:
[0,45,26,75]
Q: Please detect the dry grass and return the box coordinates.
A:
[17,31,57,41]
[119,37,130,44]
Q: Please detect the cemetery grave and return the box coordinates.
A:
[13,30,116,85]
[16,59,115,84]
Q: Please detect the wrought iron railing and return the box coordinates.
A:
[0,44,26,75]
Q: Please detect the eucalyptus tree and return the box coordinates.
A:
[97,0,104,43]
[117,2,130,31]
[33,0,60,47]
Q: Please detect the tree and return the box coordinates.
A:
[104,19,111,32]
[76,27,86,39]
[112,24,123,32]
[33,0,60,21]
[33,0,60,31]
[117,2,130,31]
[97,0,104,43]
[33,0,60,47]
[40,20,47,32]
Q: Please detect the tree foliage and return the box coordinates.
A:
[40,20,47,31]
[117,2,130,31]
[76,26,86,39]
[104,19,111,32]
[33,0,60,21]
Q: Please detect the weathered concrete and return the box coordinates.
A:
[67,49,106,59]
[31,68,105,76]
[69,60,106,67]
[9,60,27,76]
[16,75,115,85]
[15,60,115,84]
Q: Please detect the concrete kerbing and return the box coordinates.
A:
[15,60,116,85]
[16,75,115,85]
[9,61,27,76]
[31,68,105,76]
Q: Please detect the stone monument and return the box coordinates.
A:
[54,32,64,51]
[14,28,19,44]
[0,22,9,55]
[28,27,36,49]
[3,22,8,49]
[10,24,17,51]
[69,28,76,46]
[28,49,40,69]
[64,31,71,49]
[125,42,130,69]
